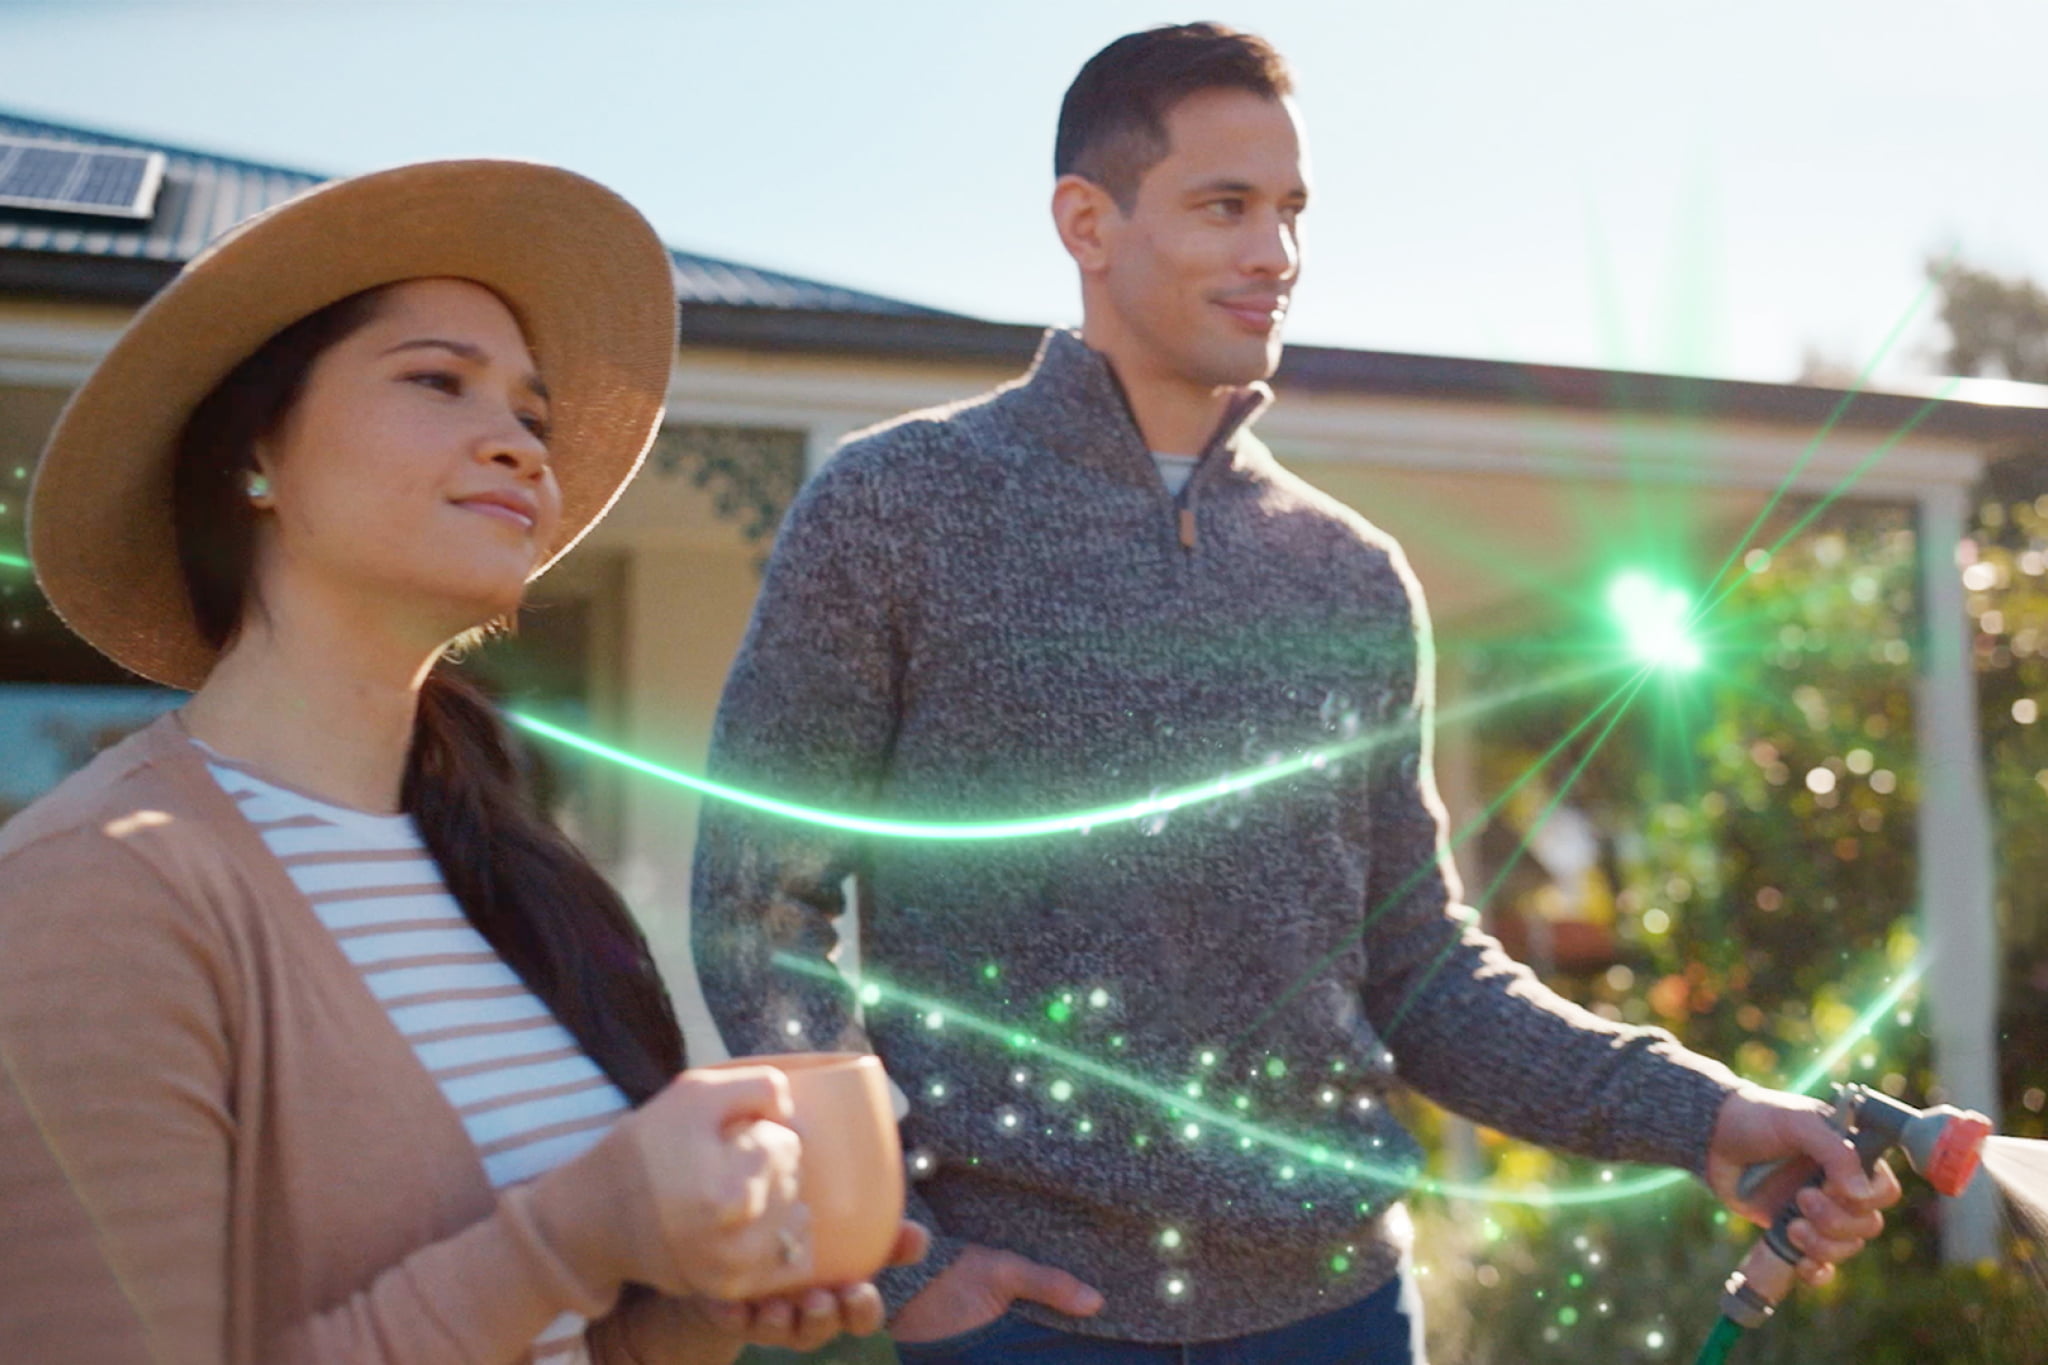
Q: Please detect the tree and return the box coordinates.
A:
[1930,258,2048,385]
[1413,258,2048,1362]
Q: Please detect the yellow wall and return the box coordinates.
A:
[616,541,763,1060]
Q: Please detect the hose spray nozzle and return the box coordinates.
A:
[1899,1100,1995,1197]
[1717,1084,1992,1330]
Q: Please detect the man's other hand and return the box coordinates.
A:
[889,1244,1104,1343]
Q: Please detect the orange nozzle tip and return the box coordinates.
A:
[1926,1113,1993,1197]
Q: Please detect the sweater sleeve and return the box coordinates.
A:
[689,447,964,1314]
[1355,548,1741,1176]
[0,826,675,1365]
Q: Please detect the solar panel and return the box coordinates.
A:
[0,135,165,220]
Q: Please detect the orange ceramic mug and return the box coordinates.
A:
[704,1051,905,1287]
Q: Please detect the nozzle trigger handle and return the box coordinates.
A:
[1737,1102,1893,1265]
[1736,1155,1813,1210]
[1737,1156,1825,1264]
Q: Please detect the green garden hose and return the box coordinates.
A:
[1692,1315,1745,1365]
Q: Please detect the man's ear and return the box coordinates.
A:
[1052,173,1120,275]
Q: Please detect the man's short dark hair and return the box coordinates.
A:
[1055,23,1294,212]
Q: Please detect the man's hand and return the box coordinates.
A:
[698,1221,931,1353]
[888,1244,1104,1344]
[1705,1084,1903,1286]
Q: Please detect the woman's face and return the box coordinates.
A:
[253,278,561,646]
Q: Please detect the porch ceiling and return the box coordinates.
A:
[1292,455,1863,636]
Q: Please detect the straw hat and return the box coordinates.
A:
[27,159,677,690]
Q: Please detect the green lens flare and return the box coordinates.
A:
[1608,570,1702,672]
[0,551,28,570]
[781,950,1926,1209]
[522,262,1941,1208]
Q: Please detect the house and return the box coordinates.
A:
[3,108,2037,1259]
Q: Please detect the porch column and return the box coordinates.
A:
[805,419,860,476]
[1432,648,1485,1185]
[1915,484,2002,1263]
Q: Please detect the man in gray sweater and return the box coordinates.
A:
[692,23,1896,1362]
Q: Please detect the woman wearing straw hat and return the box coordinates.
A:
[0,160,923,1364]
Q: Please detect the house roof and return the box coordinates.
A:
[1,108,2040,445]
[0,108,948,318]
[678,304,2048,446]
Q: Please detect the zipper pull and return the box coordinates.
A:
[1179,507,1197,550]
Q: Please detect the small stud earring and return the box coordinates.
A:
[243,470,271,502]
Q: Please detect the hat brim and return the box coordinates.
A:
[27,159,678,690]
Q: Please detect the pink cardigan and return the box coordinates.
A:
[0,715,731,1364]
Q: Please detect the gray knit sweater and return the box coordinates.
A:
[690,329,1739,1343]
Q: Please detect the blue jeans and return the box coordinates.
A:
[892,1272,1425,1365]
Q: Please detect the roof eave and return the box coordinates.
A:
[1275,342,2048,444]
[0,249,179,303]
[677,302,1043,367]
[4,259,2037,447]
[677,305,2048,445]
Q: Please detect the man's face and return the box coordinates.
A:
[1099,89,1310,388]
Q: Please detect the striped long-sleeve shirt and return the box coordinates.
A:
[204,749,627,1364]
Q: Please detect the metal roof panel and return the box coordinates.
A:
[0,111,322,266]
[0,107,951,317]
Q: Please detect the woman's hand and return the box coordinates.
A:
[697,1222,931,1352]
[623,1066,813,1300]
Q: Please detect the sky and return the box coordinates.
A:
[1,0,2044,385]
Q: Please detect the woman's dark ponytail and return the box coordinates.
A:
[173,286,684,1103]
[404,668,683,1100]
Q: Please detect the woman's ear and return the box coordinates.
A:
[244,446,278,510]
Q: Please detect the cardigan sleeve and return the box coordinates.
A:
[584,1293,742,1365]
[0,823,683,1365]
[0,824,239,1364]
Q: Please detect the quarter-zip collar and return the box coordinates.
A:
[1003,328,1276,494]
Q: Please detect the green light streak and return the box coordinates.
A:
[511,713,1380,839]
[507,661,1613,842]
[775,951,1429,1188]
[1429,957,1932,1207]
[507,256,1954,1211]
[1781,958,1927,1092]
[0,552,28,571]
[1435,957,1929,1206]
[527,348,1943,1211]
[1382,670,1652,1042]
[511,710,1340,839]
[1229,665,1652,1046]
[1692,382,1960,627]
[781,949,1929,1209]
[1693,268,1943,604]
